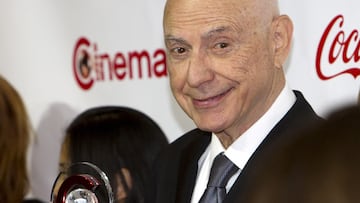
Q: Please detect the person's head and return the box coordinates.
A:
[60,106,168,203]
[0,75,32,202]
[239,105,360,203]
[163,0,293,144]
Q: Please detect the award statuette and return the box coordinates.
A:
[51,162,114,203]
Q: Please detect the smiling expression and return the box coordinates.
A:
[164,0,291,140]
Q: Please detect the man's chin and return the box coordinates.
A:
[196,122,224,133]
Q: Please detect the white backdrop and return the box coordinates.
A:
[0,0,359,201]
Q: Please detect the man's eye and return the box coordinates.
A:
[215,42,229,49]
[172,47,187,54]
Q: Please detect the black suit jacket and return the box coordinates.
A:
[148,91,322,203]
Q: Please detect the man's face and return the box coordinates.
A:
[164,0,283,134]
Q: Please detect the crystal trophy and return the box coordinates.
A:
[50,162,114,203]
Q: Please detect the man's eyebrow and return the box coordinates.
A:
[164,27,231,44]
[164,35,192,48]
[164,35,188,44]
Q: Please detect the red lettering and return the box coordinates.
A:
[113,53,127,80]
[153,49,167,77]
[99,53,111,80]
[328,30,344,64]
[344,30,359,62]
[316,15,360,80]
[72,37,168,90]
[128,51,151,79]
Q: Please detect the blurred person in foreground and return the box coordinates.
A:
[149,0,323,202]
[0,75,44,203]
[57,106,168,203]
[237,105,360,203]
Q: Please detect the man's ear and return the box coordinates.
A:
[272,15,293,69]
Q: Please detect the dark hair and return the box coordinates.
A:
[64,106,168,203]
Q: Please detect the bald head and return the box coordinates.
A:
[164,0,280,29]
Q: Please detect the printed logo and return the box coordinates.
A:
[73,37,167,90]
[316,14,360,80]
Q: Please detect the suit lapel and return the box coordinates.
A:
[224,91,322,202]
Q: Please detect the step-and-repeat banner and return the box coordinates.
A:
[1,0,359,201]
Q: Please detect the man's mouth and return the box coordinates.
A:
[192,88,233,108]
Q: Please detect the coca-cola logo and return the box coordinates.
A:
[316,14,360,80]
[72,37,167,90]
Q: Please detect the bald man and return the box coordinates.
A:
[148,0,322,202]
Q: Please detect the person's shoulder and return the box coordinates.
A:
[170,128,211,147]
[290,90,324,123]
[157,128,210,157]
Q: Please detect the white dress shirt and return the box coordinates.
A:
[190,83,296,203]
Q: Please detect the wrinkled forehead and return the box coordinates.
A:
[163,0,278,30]
[164,0,245,21]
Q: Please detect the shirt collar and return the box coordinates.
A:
[210,82,296,169]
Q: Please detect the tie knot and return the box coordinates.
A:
[207,153,239,188]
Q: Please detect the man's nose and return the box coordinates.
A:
[186,52,214,87]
